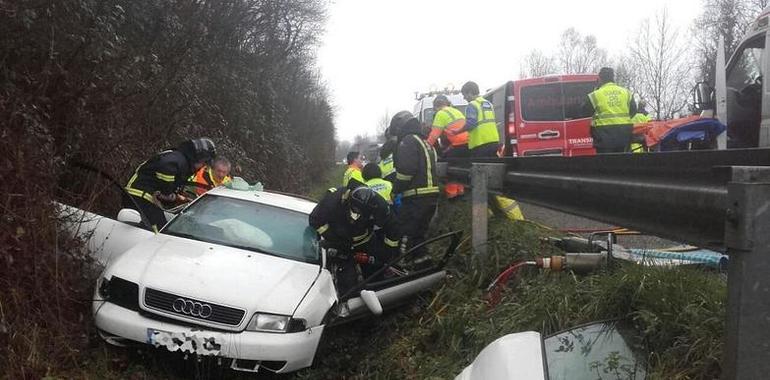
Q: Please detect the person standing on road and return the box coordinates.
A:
[449,81,500,157]
[585,67,637,153]
[427,94,468,198]
[389,111,439,265]
[124,138,216,231]
[343,151,365,188]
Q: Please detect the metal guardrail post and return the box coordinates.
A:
[471,163,505,256]
[723,166,770,379]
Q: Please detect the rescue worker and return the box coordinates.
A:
[187,157,232,197]
[378,139,397,183]
[585,67,637,153]
[427,95,468,198]
[449,81,500,157]
[343,151,365,188]
[362,163,393,204]
[124,138,216,231]
[309,186,401,292]
[631,100,651,124]
[389,110,438,264]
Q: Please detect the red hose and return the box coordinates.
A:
[485,261,530,307]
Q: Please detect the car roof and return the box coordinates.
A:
[205,187,317,214]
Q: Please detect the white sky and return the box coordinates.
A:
[317,0,700,142]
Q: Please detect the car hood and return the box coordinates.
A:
[104,234,320,316]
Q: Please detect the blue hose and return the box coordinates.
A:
[626,248,728,270]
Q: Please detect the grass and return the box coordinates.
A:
[296,196,726,379]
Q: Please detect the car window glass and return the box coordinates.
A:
[545,321,647,380]
[521,82,595,121]
[163,195,319,264]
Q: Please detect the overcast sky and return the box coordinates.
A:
[317,0,701,142]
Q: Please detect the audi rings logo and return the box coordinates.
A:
[172,298,213,319]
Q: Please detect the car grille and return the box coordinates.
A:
[144,288,246,326]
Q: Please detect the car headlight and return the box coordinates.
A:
[245,313,307,333]
[246,313,290,332]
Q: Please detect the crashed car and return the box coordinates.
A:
[455,320,648,380]
[60,185,458,374]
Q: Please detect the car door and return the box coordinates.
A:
[334,231,462,321]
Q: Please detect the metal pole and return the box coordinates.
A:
[470,163,505,256]
[471,164,489,256]
[723,166,770,379]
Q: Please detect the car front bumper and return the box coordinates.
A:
[94,301,324,373]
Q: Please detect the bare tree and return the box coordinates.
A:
[376,110,390,140]
[693,0,768,84]
[627,9,693,120]
[519,49,557,78]
[557,28,608,74]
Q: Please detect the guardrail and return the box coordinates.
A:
[438,148,770,380]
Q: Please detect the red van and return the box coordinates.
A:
[485,74,599,157]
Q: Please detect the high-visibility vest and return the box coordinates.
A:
[189,166,232,196]
[468,96,500,149]
[588,82,633,127]
[365,178,393,203]
[343,165,364,187]
[379,154,395,179]
[432,106,469,146]
[631,113,651,124]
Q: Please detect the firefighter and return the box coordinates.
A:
[343,151,365,188]
[585,67,637,153]
[390,110,438,264]
[309,186,401,292]
[427,94,468,198]
[124,138,216,231]
[187,157,232,197]
[449,81,500,157]
[362,163,393,204]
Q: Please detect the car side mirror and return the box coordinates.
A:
[693,81,714,111]
[360,290,382,315]
[117,208,142,224]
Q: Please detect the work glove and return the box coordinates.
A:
[353,252,375,265]
[399,236,409,256]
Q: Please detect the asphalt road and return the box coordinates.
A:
[517,201,678,250]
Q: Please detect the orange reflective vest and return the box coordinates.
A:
[190,166,231,196]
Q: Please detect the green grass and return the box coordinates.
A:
[297,197,726,379]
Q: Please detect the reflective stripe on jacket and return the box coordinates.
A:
[125,150,192,200]
[588,82,633,127]
[394,134,439,198]
[468,96,500,149]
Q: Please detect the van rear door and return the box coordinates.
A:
[515,76,597,156]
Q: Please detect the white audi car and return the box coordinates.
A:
[61,184,457,374]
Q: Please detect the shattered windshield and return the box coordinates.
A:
[162,195,319,264]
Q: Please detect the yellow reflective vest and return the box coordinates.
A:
[631,113,651,124]
[468,96,500,149]
[588,82,633,127]
[343,166,364,187]
[379,154,395,179]
[365,178,393,203]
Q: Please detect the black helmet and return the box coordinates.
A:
[191,137,216,163]
[389,110,418,138]
[347,186,377,222]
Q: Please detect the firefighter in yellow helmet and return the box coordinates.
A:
[585,67,637,153]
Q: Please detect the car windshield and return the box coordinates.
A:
[162,194,319,264]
